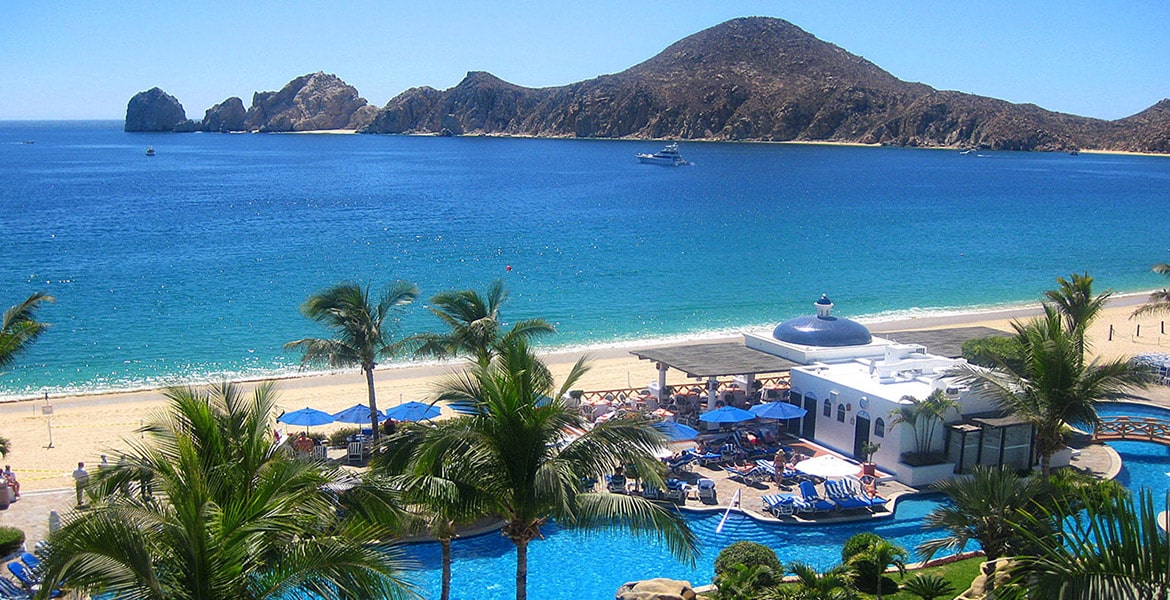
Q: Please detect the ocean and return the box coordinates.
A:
[2,121,1168,399]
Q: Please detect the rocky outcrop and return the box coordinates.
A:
[124,88,188,132]
[202,97,247,132]
[362,17,1170,153]
[243,72,371,132]
[615,579,697,600]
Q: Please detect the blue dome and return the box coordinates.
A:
[772,315,873,347]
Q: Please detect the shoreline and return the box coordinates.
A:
[4,290,1159,404]
[0,293,1167,493]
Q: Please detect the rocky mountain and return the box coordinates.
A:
[244,72,375,132]
[362,17,1170,153]
[124,88,190,132]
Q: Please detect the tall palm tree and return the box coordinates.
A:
[0,291,55,370]
[1043,272,1110,363]
[286,281,418,440]
[411,341,697,600]
[889,389,959,458]
[949,307,1150,478]
[1001,489,1170,599]
[918,466,1054,564]
[37,382,415,600]
[413,280,554,367]
[1132,263,1170,318]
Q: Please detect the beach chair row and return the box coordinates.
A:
[761,479,886,516]
[2,551,61,599]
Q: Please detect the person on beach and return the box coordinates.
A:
[72,462,89,507]
[3,466,19,499]
[98,454,110,471]
[292,432,314,455]
[772,449,788,484]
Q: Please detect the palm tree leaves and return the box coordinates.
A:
[0,290,54,370]
[1132,263,1170,318]
[39,383,415,600]
[286,281,418,369]
[414,280,554,366]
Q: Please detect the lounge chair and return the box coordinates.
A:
[823,479,870,511]
[696,478,717,504]
[761,493,805,516]
[797,481,837,513]
[722,464,764,485]
[665,451,695,474]
[7,563,58,598]
[605,475,628,494]
[641,483,662,500]
[0,577,27,600]
[664,479,689,503]
[843,477,889,510]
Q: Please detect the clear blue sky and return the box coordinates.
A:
[4,1,1169,120]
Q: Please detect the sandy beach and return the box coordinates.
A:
[1,293,1167,494]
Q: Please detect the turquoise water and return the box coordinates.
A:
[397,402,1170,600]
[3,121,1170,397]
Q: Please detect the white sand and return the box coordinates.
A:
[1,293,1167,492]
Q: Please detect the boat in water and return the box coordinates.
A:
[145,147,155,156]
[636,143,687,166]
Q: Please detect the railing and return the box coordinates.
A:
[1092,416,1170,445]
[576,374,790,404]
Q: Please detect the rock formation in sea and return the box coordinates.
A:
[201,97,247,133]
[124,87,189,132]
[243,72,374,132]
[361,17,1170,153]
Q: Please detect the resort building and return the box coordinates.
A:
[742,295,1045,486]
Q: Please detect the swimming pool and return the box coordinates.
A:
[401,401,1170,600]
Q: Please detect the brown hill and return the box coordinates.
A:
[363,17,1170,152]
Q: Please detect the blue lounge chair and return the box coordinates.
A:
[761,493,806,516]
[665,451,696,474]
[696,478,717,504]
[823,479,870,511]
[16,555,38,578]
[7,562,58,598]
[664,479,689,503]
[0,577,28,600]
[844,477,889,510]
[605,474,628,494]
[797,481,837,512]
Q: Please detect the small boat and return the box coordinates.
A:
[636,143,688,166]
[1069,149,1080,156]
[959,148,976,155]
[145,147,155,156]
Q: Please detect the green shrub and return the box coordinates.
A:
[841,532,883,563]
[0,526,25,557]
[902,573,957,600]
[962,335,1025,373]
[328,427,362,447]
[714,541,782,586]
[842,532,904,594]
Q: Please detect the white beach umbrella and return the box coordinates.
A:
[794,454,862,478]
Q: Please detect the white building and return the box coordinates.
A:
[744,295,1040,487]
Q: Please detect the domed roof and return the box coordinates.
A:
[772,295,873,347]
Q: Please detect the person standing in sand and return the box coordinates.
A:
[72,461,89,507]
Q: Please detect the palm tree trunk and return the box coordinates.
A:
[441,537,452,600]
[1040,451,1052,480]
[364,364,381,442]
[515,537,529,600]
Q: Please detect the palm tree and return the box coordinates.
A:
[918,466,1054,564]
[889,389,958,460]
[899,574,956,600]
[949,307,1150,478]
[374,424,486,600]
[1001,488,1170,599]
[286,281,418,440]
[845,539,907,600]
[779,562,860,600]
[410,341,696,600]
[1132,263,1170,318]
[413,280,554,367]
[37,382,415,600]
[1043,272,1110,362]
[0,291,55,370]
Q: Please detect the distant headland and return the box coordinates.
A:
[126,17,1170,153]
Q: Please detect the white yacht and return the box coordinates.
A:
[636,143,687,166]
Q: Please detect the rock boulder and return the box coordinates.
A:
[125,87,187,132]
[202,97,247,132]
[614,578,697,600]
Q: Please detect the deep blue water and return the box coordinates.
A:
[3,121,1170,397]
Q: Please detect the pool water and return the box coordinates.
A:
[401,401,1170,600]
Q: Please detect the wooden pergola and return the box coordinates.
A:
[630,342,799,410]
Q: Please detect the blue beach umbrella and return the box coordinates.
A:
[699,406,757,423]
[384,401,442,422]
[278,407,335,428]
[331,404,385,425]
[653,420,701,442]
[750,401,808,420]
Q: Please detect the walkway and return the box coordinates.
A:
[1093,416,1170,445]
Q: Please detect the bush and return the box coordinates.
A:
[902,573,957,600]
[328,427,362,447]
[714,541,782,586]
[0,526,24,557]
[962,335,1025,373]
[842,532,902,594]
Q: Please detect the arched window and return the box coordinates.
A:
[874,418,886,438]
[836,404,846,423]
[822,398,832,417]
